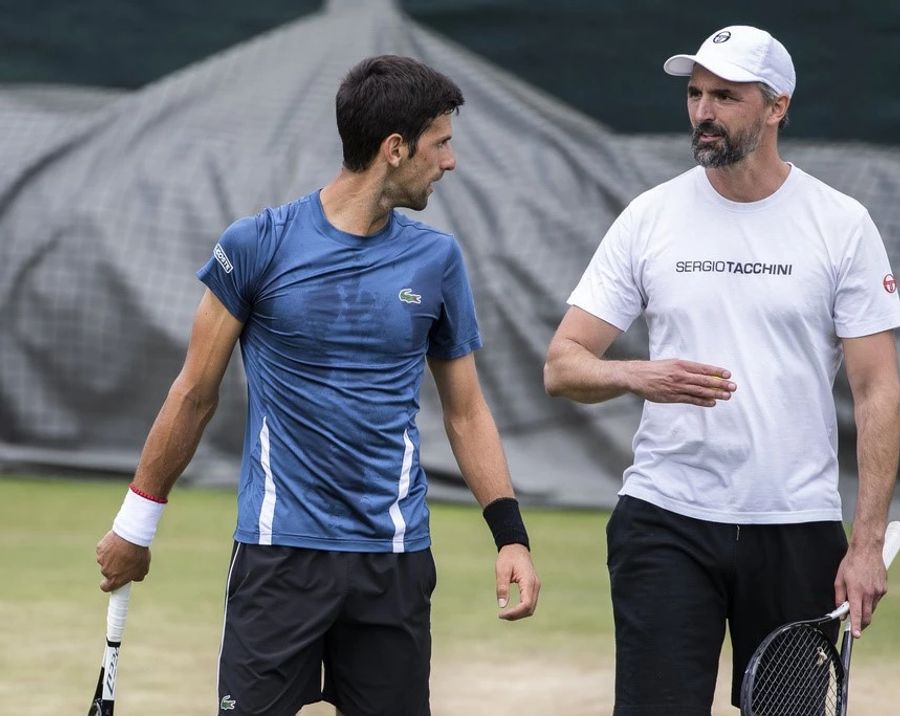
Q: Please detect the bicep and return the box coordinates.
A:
[427,352,483,418]
[547,306,623,360]
[842,331,900,398]
[177,289,244,396]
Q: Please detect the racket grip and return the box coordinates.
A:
[883,521,900,570]
[106,583,132,643]
[832,521,900,630]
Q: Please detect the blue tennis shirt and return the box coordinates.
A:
[197,190,482,552]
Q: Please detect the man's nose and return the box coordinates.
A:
[442,147,456,171]
[694,95,716,123]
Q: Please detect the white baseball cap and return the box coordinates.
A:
[664,25,795,97]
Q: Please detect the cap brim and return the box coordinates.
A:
[663,54,697,76]
[663,54,765,84]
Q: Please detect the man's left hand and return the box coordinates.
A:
[834,542,888,638]
[495,543,540,620]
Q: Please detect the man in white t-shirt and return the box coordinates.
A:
[544,25,900,715]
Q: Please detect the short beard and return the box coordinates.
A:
[691,119,763,168]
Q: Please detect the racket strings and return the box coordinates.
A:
[748,625,841,716]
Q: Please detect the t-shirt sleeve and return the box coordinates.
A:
[567,206,644,331]
[427,238,483,359]
[196,215,263,322]
[833,211,900,338]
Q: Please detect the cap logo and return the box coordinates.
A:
[712,31,731,43]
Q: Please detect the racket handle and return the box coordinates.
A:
[883,521,900,570]
[106,583,132,643]
[830,602,850,620]
[829,521,900,624]
[831,521,900,629]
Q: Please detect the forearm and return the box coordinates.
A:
[132,377,219,499]
[443,401,533,555]
[851,384,900,546]
[543,338,635,403]
[443,401,515,507]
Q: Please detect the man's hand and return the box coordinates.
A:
[495,543,540,620]
[630,359,736,407]
[96,530,151,592]
[834,542,888,638]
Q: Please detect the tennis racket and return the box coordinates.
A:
[88,583,132,716]
[740,520,900,716]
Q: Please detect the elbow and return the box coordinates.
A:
[543,359,564,398]
[854,375,900,414]
[544,341,581,398]
[169,375,219,418]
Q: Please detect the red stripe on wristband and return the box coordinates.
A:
[129,482,168,504]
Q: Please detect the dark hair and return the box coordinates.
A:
[336,55,465,171]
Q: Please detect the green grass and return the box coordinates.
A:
[1,475,899,715]
[429,503,611,653]
[0,476,612,714]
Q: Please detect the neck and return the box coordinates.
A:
[704,142,791,202]
[319,168,394,236]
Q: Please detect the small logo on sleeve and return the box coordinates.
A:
[214,243,234,274]
[398,288,422,304]
[884,273,897,294]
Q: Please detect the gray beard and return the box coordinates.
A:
[691,120,763,168]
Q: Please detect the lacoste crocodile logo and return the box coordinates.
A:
[398,288,422,304]
[220,694,236,711]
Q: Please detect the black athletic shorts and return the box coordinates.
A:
[217,543,437,716]
[607,495,847,716]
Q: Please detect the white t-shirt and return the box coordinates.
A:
[569,165,900,524]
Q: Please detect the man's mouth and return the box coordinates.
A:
[694,123,726,144]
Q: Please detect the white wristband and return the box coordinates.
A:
[112,488,166,547]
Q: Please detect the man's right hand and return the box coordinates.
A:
[96,530,151,592]
[629,359,737,407]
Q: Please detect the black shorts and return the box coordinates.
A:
[607,495,847,716]
[217,543,437,716]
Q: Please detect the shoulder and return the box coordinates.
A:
[392,211,460,260]
[789,166,868,221]
[392,211,455,243]
[219,214,258,244]
[257,193,315,240]
[602,168,700,238]
[224,193,315,255]
[628,167,701,214]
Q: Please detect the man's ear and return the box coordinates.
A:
[381,133,406,168]
[768,95,790,127]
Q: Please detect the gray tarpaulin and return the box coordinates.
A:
[1,0,898,512]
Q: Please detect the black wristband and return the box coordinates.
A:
[482,497,530,551]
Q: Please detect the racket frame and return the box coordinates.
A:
[740,521,900,716]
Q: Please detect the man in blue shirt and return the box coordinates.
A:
[96,55,540,716]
